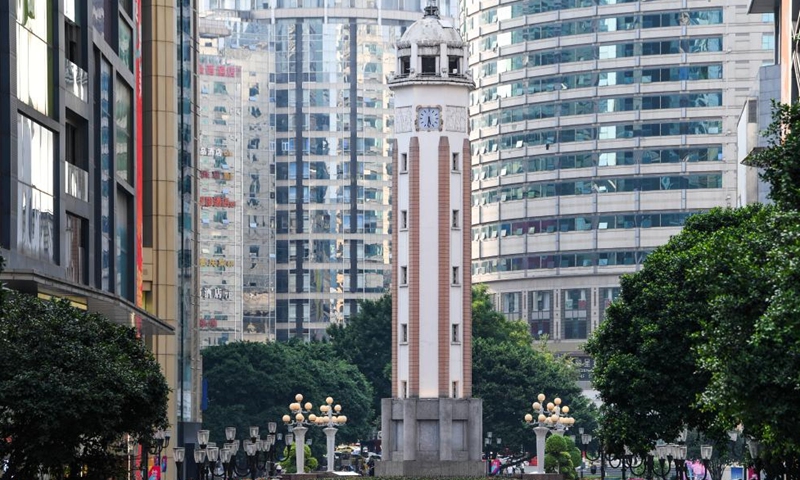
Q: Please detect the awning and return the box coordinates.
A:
[0,270,174,336]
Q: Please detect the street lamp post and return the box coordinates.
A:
[283,393,315,474]
[141,429,171,479]
[524,393,575,475]
[579,428,593,480]
[747,438,763,480]
[173,446,186,480]
[192,429,219,480]
[218,423,278,480]
[312,396,348,473]
[484,432,493,476]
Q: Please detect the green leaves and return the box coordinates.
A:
[201,341,375,459]
[0,292,169,479]
[586,202,800,460]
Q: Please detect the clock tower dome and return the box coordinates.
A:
[377,3,483,477]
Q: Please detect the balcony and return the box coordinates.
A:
[65,161,88,201]
[65,60,88,101]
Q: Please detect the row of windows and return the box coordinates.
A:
[473,92,722,129]
[472,249,652,274]
[471,64,723,104]
[471,147,723,179]
[480,37,723,77]
[500,288,620,340]
[471,174,722,205]
[468,0,641,23]
[472,120,723,154]
[472,211,700,239]
[476,9,723,52]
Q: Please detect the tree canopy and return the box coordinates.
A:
[201,340,375,459]
[0,260,169,480]
[586,128,800,469]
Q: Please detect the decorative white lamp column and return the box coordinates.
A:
[283,393,315,474]
[524,393,575,474]
[313,396,348,472]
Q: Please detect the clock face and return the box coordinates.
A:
[417,107,441,131]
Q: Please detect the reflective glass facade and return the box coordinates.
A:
[197,5,424,342]
[465,0,774,360]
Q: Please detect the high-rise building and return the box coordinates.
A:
[195,17,278,348]
[197,1,447,341]
[463,0,774,383]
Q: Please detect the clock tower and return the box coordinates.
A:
[377,2,483,477]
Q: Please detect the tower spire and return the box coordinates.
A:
[423,0,439,18]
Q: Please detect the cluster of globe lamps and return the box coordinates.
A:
[282,394,347,474]
[524,394,575,474]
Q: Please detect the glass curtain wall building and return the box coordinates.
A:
[198,1,431,341]
[464,0,774,372]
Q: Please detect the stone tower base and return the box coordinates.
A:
[376,397,484,477]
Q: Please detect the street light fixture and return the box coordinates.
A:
[579,427,593,480]
[283,393,315,474]
[312,396,348,473]
[173,446,185,480]
[524,393,575,474]
[141,429,171,479]
[217,423,279,480]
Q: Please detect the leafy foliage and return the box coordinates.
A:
[201,341,374,460]
[327,294,392,421]
[586,202,800,461]
[0,282,169,479]
[544,435,580,480]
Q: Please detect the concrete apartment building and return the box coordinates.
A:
[463,0,774,387]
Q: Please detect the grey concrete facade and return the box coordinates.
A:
[377,398,484,477]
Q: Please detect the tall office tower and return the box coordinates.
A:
[197,0,454,341]
[378,4,483,476]
[195,17,277,347]
[464,0,774,383]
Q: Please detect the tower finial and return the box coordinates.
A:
[423,0,439,18]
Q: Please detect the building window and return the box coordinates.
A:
[452,152,460,171]
[563,289,590,340]
[16,115,55,262]
[401,266,408,285]
[401,323,408,343]
[115,189,133,300]
[452,210,459,228]
[451,323,460,343]
[66,214,88,284]
[115,77,133,183]
[761,34,775,50]
[401,210,408,229]
[502,292,522,320]
[452,266,460,285]
[452,381,459,398]
[529,290,552,339]
[401,153,408,172]
[401,381,408,398]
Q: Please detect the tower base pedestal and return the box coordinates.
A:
[377,397,483,477]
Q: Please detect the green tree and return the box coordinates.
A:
[544,435,580,480]
[201,341,374,459]
[586,201,800,464]
[585,206,771,453]
[0,261,170,480]
[327,294,392,421]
